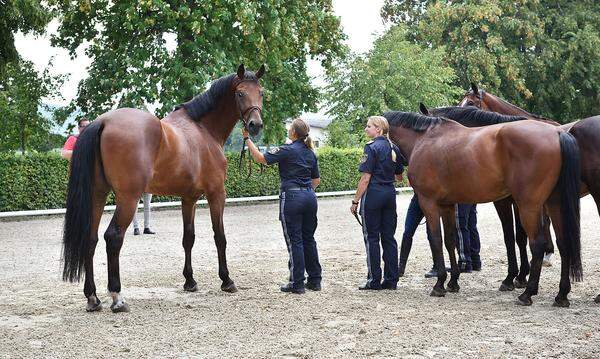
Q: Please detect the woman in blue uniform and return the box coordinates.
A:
[350,116,404,290]
[244,118,322,294]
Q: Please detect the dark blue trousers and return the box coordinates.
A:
[359,185,399,285]
[399,194,433,264]
[456,204,481,267]
[279,189,321,288]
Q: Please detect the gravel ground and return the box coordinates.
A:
[1,193,600,358]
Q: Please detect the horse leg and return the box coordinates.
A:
[441,205,460,293]
[84,186,109,312]
[206,190,237,293]
[542,213,554,266]
[589,187,600,304]
[493,198,518,291]
[181,197,199,292]
[545,202,571,307]
[515,206,546,306]
[513,204,529,288]
[104,193,139,313]
[418,197,446,297]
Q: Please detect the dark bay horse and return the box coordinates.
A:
[461,84,600,302]
[418,105,554,291]
[62,64,265,312]
[384,111,582,306]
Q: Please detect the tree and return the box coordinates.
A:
[49,0,347,143]
[0,60,66,152]
[382,0,600,121]
[0,0,51,74]
[324,25,461,147]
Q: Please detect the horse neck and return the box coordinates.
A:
[389,126,422,161]
[202,97,239,146]
[484,93,530,116]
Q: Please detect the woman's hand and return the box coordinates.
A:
[242,128,249,139]
[350,202,358,215]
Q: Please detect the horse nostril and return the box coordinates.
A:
[248,121,256,130]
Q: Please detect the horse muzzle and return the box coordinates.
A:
[247,115,263,136]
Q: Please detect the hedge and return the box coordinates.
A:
[0,148,408,212]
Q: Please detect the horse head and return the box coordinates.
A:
[458,83,489,110]
[233,63,265,136]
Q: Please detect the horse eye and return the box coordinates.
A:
[259,90,264,97]
[237,92,244,98]
[467,101,474,106]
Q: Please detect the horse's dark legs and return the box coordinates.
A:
[206,190,237,293]
[181,198,199,292]
[513,204,529,288]
[493,198,518,291]
[104,194,138,313]
[419,197,446,296]
[546,203,572,307]
[587,185,600,303]
[441,205,460,293]
[516,206,546,306]
[84,187,109,312]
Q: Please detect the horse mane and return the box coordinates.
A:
[384,111,445,132]
[429,106,528,125]
[472,89,552,121]
[174,71,259,121]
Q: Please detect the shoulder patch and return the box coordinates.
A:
[268,147,280,154]
[360,153,368,164]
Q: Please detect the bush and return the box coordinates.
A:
[0,148,408,212]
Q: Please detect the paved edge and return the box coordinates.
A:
[0,187,414,221]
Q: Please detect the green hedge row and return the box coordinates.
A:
[0,148,408,212]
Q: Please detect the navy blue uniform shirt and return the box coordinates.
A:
[264,139,320,190]
[359,136,404,186]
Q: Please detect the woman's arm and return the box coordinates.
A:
[242,129,267,164]
[311,178,320,189]
[350,172,371,215]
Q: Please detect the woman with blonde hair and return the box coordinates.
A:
[243,118,322,294]
[351,116,404,290]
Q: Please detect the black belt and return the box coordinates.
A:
[284,187,312,191]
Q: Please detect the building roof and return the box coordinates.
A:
[286,112,333,129]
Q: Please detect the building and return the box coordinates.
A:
[285,112,333,149]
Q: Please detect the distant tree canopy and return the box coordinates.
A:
[382,0,600,122]
[325,25,461,147]
[49,0,347,143]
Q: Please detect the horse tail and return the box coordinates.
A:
[62,120,104,282]
[557,131,582,282]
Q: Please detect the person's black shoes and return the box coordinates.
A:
[381,281,397,290]
[358,282,382,290]
[133,228,141,236]
[280,283,305,294]
[143,228,156,235]
[306,282,321,291]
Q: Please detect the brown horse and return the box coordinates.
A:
[461,84,600,302]
[62,64,265,313]
[384,111,582,306]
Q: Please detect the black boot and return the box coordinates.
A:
[280,283,305,294]
[143,227,156,235]
[133,228,140,236]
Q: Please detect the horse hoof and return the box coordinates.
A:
[553,298,570,308]
[499,282,515,292]
[516,294,532,306]
[430,288,446,297]
[595,295,600,304]
[86,300,102,312]
[110,302,130,313]
[221,281,238,293]
[514,279,528,288]
[184,283,198,292]
[447,282,460,293]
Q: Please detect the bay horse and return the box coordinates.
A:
[384,111,582,306]
[461,84,600,302]
[418,104,554,291]
[62,64,265,313]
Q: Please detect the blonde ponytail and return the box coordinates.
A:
[366,115,396,162]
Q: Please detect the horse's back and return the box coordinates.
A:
[97,108,162,195]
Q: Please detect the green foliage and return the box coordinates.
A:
[0,148,407,212]
[382,0,600,121]
[325,25,461,146]
[0,60,66,152]
[49,0,347,143]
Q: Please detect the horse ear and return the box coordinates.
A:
[255,64,265,79]
[237,64,246,79]
[471,82,479,95]
[419,102,429,115]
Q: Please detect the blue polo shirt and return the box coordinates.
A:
[264,140,320,190]
[359,136,404,186]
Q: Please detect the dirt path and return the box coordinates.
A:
[1,194,600,358]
